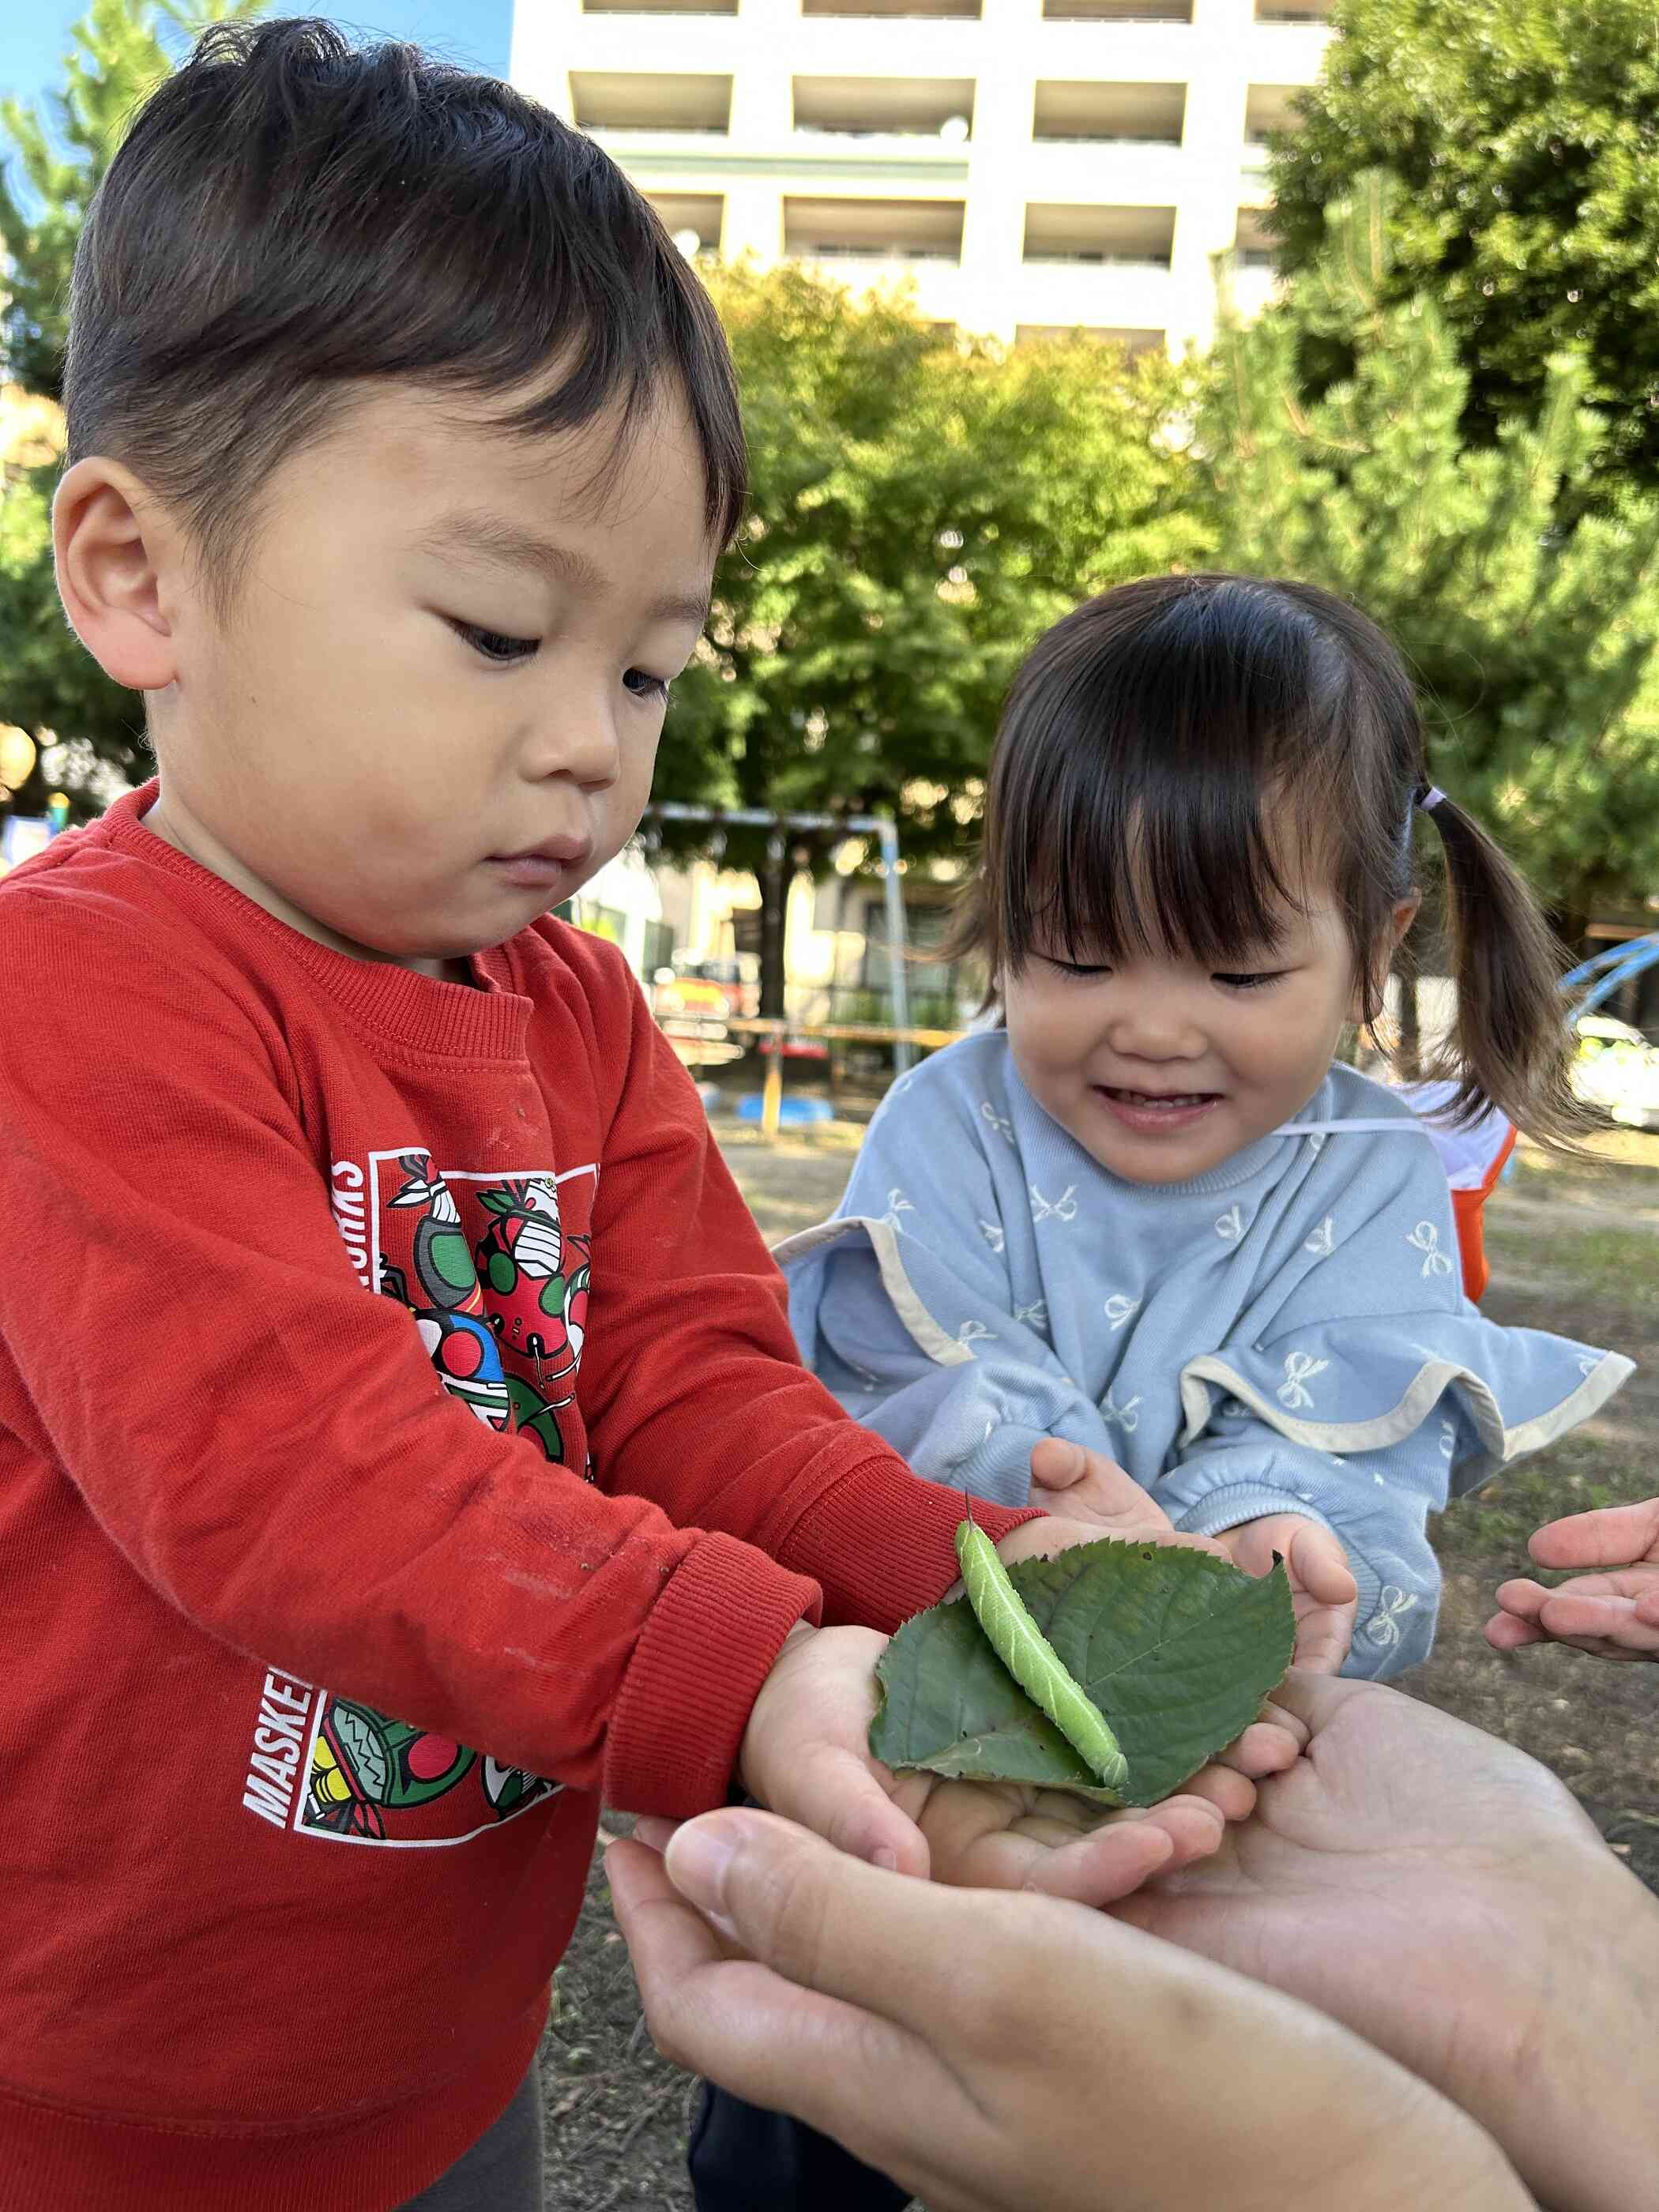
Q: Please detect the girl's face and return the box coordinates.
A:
[1003,879,1401,1187]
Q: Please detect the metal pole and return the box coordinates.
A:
[878,818,913,1075]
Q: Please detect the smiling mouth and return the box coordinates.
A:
[1098,1086,1219,1108]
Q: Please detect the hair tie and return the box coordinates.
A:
[1413,783,1446,814]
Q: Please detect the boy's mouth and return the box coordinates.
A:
[487,834,594,892]
[1093,1085,1221,1134]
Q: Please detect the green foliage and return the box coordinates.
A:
[1268,0,1659,501]
[1,0,267,399]
[1198,176,1659,926]
[0,0,267,796]
[660,261,1207,905]
[870,1536,1293,1811]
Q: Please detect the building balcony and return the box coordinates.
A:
[1032,77,1187,145]
[792,75,975,138]
[1023,201,1175,265]
[644,191,726,252]
[802,0,982,18]
[1044,0,1191,17]
[784,193,967,262]
[570,70,733,133]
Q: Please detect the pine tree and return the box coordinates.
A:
[1198,175,1659,939]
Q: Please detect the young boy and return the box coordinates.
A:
[0,23,1273,2210]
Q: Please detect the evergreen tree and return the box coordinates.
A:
[1268,0,1659,502]
[1199,176,1659,940]
[663,260,1207,1013]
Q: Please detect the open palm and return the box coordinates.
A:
[1109,1672,1635,2208]
[1487,1496,1659,1660]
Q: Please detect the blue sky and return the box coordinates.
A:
[0,4,512,114]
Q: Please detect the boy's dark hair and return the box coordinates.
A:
[946,571,1595,1149]
[64,18,747,600]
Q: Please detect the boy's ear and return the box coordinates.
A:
[53,457,185,692]
[1351,894,1422,1023]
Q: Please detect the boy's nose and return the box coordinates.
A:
[525,710,620,793]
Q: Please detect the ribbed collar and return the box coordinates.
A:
[100,783,534,1063]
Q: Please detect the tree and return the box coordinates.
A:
[1,0,267,399]
[0,0,267,816]
[661,261,1208,1013]
[1268,0,1659,502]
[1197,177,1659,942]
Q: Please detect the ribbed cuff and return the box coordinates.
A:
[777,1456,1040,1631]
[603,1532,822,1821]
[1168,1483,1342,1548]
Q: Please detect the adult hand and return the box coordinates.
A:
[609,1808,1527,2212]
[1213,1513,1357,1674]
[1111,1670,1659,2212]
[736,1620,1245,1906]
[1019,1448,1307,1782]
[1485,1495,1659,1661]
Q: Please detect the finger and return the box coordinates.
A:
[1483,1609,1546,1650]
[631,1815,678,1853]
[1289,1522,1358,1606]
[774,1743,931,1879]
[1492,1576,1552,1624]
[608,1833,952,2171]
[1210,1717,1302,1781]
[1255,1698,1312,1754]
[657,1808,1024,2033]
[1028,1438,1090,1493]
[1174,1761,1258,1819]
[1255,1667,1371,1734]
[1528,1498,1659,1572]
[1015,1799,1228,1905]
[1535,1589,1659,1653]
[1292,1601,1356,1676]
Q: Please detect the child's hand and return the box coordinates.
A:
[736,1620,1248,1906]
[1484,1495,1659,1662]
[1216,1514,1358,1676]
[1028,1439,1202,1544]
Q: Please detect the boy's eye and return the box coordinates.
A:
[1046,956,1110,980]
[1213,970,1285,991]
[453,621,539,665]
[623,668,672,705]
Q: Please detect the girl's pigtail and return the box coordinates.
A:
[1416,793,1601,1152]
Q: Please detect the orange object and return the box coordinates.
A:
[1450,1122,1518,1301]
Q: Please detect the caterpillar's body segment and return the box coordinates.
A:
[956,1518,1130,1793]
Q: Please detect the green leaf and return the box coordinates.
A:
[871,1538,1294,1809]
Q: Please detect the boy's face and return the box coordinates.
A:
[143,381,716,976]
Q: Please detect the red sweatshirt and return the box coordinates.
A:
[0,787,1033,2211]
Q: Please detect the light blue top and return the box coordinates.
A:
[780,1034,1634,1678]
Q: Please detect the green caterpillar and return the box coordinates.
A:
[956,1514,1130,1794]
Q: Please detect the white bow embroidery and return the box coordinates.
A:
[1104,1293,1141,1331]
[1365,1586,1420,1648]
[1014,1299,1050,1330]
[1304,1215,1336,1258]
[1405,1220,1454,1277]
[1102,1388,1141,1434]
[1029,1183,1079,1224]
[957,1319,995,1349]
[980,1100,1014,1146]
[1277,1351,1330,1409]
[1215,1202,1245,1241]
[882,1188,915,1232]
[979,1218,1006,1255]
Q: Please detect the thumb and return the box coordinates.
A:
[1291,1522,1358,1606]
[773,1740,931,1879]
[1029,1438,1088,1493]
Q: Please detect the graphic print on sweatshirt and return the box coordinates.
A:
[240,1149,596,1845]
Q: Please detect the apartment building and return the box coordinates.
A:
[510,0,1334,355]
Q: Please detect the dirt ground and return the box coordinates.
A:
[538,1119,1659,2209]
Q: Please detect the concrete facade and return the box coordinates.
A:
[511,0,1333,353]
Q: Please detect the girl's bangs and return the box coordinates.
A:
[994,608,1347,974]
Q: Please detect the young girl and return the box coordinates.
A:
[781,572,1634,1683]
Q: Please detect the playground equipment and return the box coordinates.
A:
[1561,934,1659,1019]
